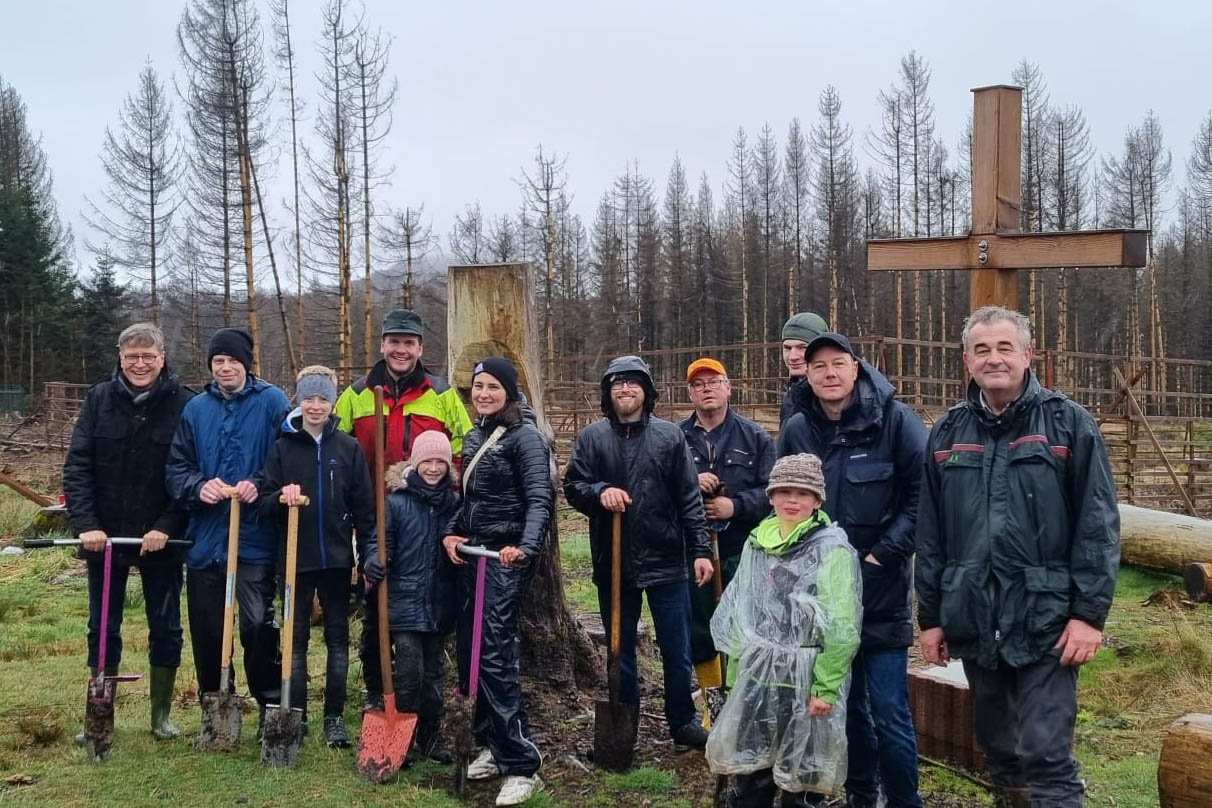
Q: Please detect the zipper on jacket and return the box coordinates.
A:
[316,440,328,568]
[403,413,412,456]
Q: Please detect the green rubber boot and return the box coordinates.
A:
[149,666,181,741]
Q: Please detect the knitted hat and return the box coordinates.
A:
[473,356,520,402]
[296,373,338,404]
[207,327,254,371]
[781,312,829,344]
[409,429,452,469]
[766,453,826,502]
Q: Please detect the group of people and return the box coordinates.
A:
[62,302,1119,808]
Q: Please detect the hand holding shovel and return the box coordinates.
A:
[262,493,310,768]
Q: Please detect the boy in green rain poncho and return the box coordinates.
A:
[706,453,862,807]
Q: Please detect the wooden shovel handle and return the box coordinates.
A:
[279,496,308,710]
[219,487,240,686]
[373,386,394,699]
[277,494,312,506]
[610,512,622,660]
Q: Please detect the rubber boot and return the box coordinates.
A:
[149,666,181,741]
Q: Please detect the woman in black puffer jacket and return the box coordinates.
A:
[442,357,552,805]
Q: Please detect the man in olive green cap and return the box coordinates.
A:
[780,312,829,426]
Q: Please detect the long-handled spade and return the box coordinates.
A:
[450,543,500,799]
[356,385,417,782]
[593,511,639,771]
[22,538,192,760]
[198,487,245,751]
[85,541,139,761]
[262,493,311,768]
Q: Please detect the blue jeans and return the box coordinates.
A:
[86,558,183,670]
[845,647,923,808]
[597,580,697,734]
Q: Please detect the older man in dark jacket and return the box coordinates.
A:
[678,357,774,691]
[563,355,714,751]
[62,322,195,742]
[779,332,927,808]
[916,307,1120,808]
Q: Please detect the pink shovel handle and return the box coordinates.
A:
[96,541,113,673]
[468,555,487,699]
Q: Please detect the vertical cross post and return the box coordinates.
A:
[970,85,1023,311]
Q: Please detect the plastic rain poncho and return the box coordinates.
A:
[706,512,862,795]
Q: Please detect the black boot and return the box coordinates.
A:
[672,721,709,752]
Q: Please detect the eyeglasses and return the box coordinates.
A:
[610,379,643,391]
[120,353,161,365]
[688,378,727,392]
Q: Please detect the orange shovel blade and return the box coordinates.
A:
[356,693,417,783]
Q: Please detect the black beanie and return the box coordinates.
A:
[472,357,520,402]
[207,328,255,372]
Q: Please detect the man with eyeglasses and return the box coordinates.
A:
[677,358,774,697]
[563,355,714,753]
[63,323,196,742]
[778,332,928,808]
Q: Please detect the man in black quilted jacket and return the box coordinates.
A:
[563,355,714,752]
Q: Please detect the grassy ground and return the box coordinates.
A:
[2,491,1207,807]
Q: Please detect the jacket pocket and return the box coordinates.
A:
[1023,565,1070,639]
[939,562,983,644]
[842,460,895,527]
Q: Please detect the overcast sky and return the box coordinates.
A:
[3,0,1210,275]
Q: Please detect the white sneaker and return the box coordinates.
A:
[467,748,500,781]
[495,774,543,806]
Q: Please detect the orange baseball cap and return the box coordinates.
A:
[686,358,727,382]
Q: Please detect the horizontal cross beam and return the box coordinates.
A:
[867,229,1149,272]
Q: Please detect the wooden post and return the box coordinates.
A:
[446,263,597,689]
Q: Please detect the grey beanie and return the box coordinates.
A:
[296,373,338,404]
[767,453,826,502]
[781,312,829,343]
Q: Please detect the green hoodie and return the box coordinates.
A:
[745,510,861,704]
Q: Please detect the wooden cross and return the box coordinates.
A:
[867,84,1148,311]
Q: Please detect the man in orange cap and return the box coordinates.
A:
[678,358,775,696]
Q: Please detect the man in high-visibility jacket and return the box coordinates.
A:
[335,309,472,475]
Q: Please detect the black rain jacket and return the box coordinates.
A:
[562,355,712,589]
[915,372,1121,669]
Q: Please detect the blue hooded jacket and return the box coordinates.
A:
[166,376,291,569]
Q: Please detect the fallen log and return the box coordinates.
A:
[1119,504,1212,577]
[1158,714,1212,807]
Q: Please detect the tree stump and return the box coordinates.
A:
[1183,563,1212,603]
[446,262,599,690]
[1158,714,1212,807]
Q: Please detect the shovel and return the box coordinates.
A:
[593,511,639,771]
[262,493,311,768]
[450,543,500,798]
[356,385,417,782]
[83,540,141,761]
[198,487,245,751]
